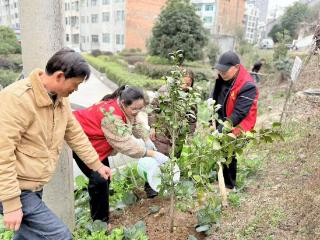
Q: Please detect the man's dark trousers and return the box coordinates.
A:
[0,190,72,240]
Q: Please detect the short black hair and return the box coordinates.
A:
[45,48,90,80]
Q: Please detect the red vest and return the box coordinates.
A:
[73,99,127,160]
[226,65,259,135]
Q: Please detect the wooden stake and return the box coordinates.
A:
[217,162,228,207]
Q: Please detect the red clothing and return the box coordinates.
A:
[225,65,258,134]
[73,99,127,160]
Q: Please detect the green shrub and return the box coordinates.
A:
[145,55,170,65]
[0,69,19,88]
[84,54,164,90]
[91,49,102,57]
[123,55,145,65]
[120,48,144,56]
[273,57,293,78]
[207,43,220,67]
[134,62,172,79]
[134,61,212,83]
[0,26,21,55]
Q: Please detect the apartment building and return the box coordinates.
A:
[192,0,217,35]
[244,3,259,43]
[0,0,19,29]
[1,0,247,52]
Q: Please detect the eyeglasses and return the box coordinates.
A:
[129,106,145,114]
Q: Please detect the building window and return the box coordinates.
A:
[116,10,124,22]
[14,2,17,8]
[71,16,79,27]
[194,4,202,11]
[205,4,214,11]
[15,13,18,18]
[65,17,68,25]
[102,0,110,4]
[72,34,80,44]
[66,34,70,42]
[114,0,124,2]
[116,34,124,45]
[91,0,98,6]
[91,14,98,23]
[203,16,213,23]
[91,35,99,43]
[81,36,86,43]
[102,33,110,43]
[81,16,85,24]
[102,12,110,22]
[71,1,79,11]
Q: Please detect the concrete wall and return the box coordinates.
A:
[216,0,245,36]
[19,0,75,231]
[124,0,166,51]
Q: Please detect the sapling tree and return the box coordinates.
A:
[153,50,201,232]
[178,99,283,234]
[154,50,283,235]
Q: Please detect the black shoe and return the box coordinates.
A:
[144,182,158,198]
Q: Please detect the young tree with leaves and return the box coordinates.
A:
[0,26,21,55]
[148,0,208,61]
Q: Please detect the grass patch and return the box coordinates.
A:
[84,54,164,90]
[239,206,285,238]
[0,69,19,88]
[228,193,241,208]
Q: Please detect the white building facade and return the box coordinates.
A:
[0,0,126,53]
[0,0,19,29]
[191,0,217,35]
[77,0,125,52]
[244,3,259,44]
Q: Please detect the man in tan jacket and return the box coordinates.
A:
[0,48,112,239]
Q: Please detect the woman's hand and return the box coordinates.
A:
[150,128,156,141]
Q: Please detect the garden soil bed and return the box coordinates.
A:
[111,193,206,240]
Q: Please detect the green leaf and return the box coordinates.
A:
[272,122,281,128]
[187,235,198,240]
[75,175,88,190]
[149,205,161,214]
[122,192,138,206]
[212,140,221,150]
[195,224,211,233]
[193,175,201,183]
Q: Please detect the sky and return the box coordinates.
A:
[268,0,300,10]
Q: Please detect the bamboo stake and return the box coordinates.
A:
[217,161,228,207]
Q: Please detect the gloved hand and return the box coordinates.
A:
[153,151,169,165]
[145,138,157,150]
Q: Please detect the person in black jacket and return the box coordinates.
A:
[210,51,259,190]
[250,58,265,83]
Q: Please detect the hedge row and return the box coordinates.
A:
[134,61,213,82]
[84,54,164,90]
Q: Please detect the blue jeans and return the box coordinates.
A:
[0,190,72,240]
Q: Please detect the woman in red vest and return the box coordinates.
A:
[73,85,168,227]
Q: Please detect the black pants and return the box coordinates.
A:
[223,156,237,189]
[73,152,110,223]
